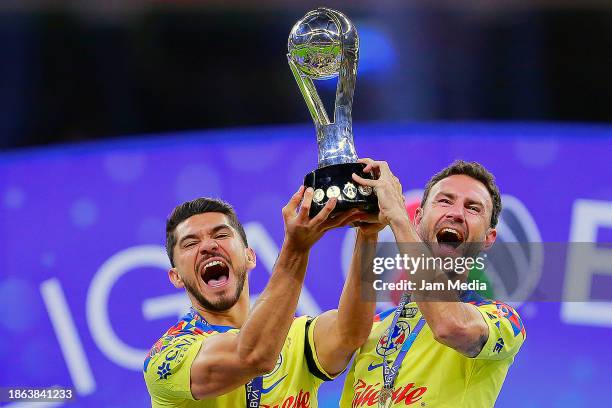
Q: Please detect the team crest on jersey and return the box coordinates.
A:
[376,321,410,357]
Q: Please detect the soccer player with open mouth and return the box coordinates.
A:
[144,186,383,407]
[342,159,526,408]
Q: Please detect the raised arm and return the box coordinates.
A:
[312,220,382,376]
[352,159,488,358]
[190,187,362,398]
[385,213,488,357]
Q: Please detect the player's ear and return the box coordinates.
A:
[483,228,497,251]
[168,267,184,288]
[414,206,423,226]
[245,247,256,270]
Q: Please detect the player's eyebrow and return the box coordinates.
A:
[178,234,200,246]
[465,198,484,208]
[434,191,456,200]
[435,191,485,208]
[178,224,233,246]
[210,224,233,235]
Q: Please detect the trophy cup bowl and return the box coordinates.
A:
[288,8,379,217]
[288,11,342,80]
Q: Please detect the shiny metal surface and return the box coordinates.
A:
[288,8,360,168]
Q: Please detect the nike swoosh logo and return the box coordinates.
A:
[368,362,384,371]
[262,374,288,394]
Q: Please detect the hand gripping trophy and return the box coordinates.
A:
[288,8,379,217]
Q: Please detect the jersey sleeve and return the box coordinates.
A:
[473,301,526,361]
[304,315,345,381]
[143,333,205,402]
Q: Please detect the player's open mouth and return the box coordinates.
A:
[201,258,231,288]
[435,227,465,249]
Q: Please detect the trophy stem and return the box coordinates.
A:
[287,57,330,126]
[316,120,358,168]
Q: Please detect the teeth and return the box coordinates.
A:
[204,260,225,269]
[438,227,463,241]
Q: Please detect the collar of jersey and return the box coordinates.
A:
[459,289,484,303]
[209,324,235,333]
[187,307,237,333]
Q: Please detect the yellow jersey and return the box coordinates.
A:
[340,291,526,408]
[144,309,334,407]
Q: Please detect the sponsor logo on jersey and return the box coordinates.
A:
[261,389,311,408]
[262,374,288,394]
[351,379,427,407]
[367,362,384,371]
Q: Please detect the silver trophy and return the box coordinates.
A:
[288,7,378,217]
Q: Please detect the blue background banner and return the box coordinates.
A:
[1,122,611,407]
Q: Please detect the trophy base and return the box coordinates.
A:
[303,162,379,218]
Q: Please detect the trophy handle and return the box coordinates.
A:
[287,56,330,127]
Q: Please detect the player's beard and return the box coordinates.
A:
[184,264,248,312]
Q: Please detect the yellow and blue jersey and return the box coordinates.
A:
[340,291,526,408]
[144,310,335,407]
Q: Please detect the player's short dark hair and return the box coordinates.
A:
[421,160,502,228]
[165,198,248,267]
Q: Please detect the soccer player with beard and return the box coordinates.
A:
[144,186,383,407]
[341,160,526,408]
